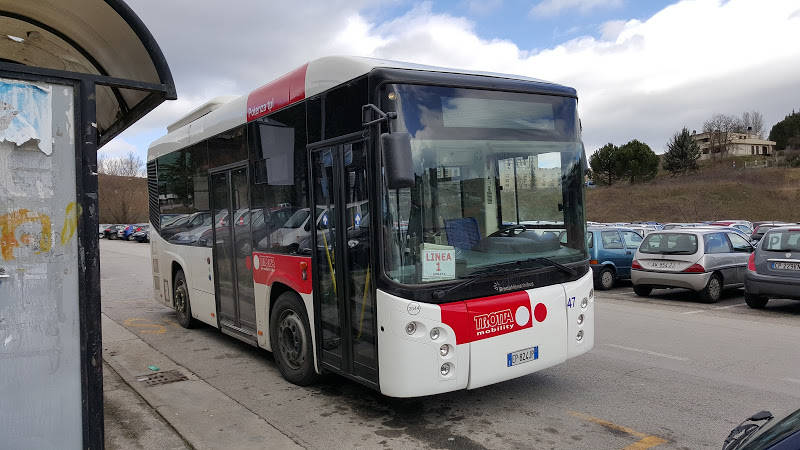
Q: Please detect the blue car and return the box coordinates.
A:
[586,226,643,290]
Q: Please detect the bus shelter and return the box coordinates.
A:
[0,1,175,447]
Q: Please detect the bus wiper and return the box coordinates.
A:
[431,258,576,299]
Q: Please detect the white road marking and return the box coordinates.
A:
[606,344,690,361]
[681,304,746,314]
[783,377,800,385]
[712,304,746,310]
[681,309,706,315]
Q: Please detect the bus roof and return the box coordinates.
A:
[148,55,568,161]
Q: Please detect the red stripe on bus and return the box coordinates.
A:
[246,64,308,122]
[440,291,535,345]
[251,252,312,294]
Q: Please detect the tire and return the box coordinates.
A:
[270,291,318,386]
[597,267,615,290]
[700,273,722,303]
[633,285,652,297]
[744,291,768,309]
[173,270,196,328]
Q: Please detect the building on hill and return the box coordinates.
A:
[691,130,775,160]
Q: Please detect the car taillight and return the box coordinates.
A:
[747,252,756,272]
[683,263,705,273]
[590,259,599,265]
[631,259,643,270]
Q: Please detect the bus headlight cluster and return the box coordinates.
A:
[430,327,441,340]
[440,363,451,376]
[577,314,584,326]
[440,344,450,357]
[576,330,584,342]
[405,322,416,335]
[581,297,588,309]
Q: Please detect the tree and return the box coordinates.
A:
[617,139,659,184]
[98,151,145,177]
[588,143,619,185]
[703,113,739,158]
[741,110,764,138]
[663,127,701,175]
[768,110,800,150]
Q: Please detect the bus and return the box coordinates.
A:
[146,56,594,397]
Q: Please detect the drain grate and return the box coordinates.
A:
[136,369,188,386]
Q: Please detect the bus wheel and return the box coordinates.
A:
[270,291,318,386]
[173,270,196,329]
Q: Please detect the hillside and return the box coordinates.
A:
[586,162,800,223]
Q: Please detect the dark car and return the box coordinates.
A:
[132,225,150,243]
[723,408,800,449]
[750,223,790,243]
[103,224,126,239]
[744,226,800,308]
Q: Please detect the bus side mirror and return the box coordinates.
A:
[382,132,414,189]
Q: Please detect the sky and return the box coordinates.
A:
[103,0,800,161]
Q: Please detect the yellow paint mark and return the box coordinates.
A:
[60,202,82,246]
[0,209,52,261]
[123,318,167,334]
[569,411,668,449]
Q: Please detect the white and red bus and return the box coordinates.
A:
[147,56,594,397]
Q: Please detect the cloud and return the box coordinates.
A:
[530,0,624,17]
[98,137,138,159]
[115,0,800,159]
[467,0,503,15]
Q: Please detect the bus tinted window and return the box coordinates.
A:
[208,125,247,168]
[324,77,367,138]
[156,142,210,246]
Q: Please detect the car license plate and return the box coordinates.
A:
[507,346,538,367]
[651,261,676,270]
[772,262,800,271]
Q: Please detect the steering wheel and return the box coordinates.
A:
[489,225,527,237]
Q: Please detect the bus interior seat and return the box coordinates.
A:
[445,217,481,250]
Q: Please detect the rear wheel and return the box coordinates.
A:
[270,291,318,386]
[633,285,652,297]
[598,267,615,290]
[744,291,769,309]
[173,270,196,328]
[700,273,722,303]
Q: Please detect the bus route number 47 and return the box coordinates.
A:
[566,296,576,308]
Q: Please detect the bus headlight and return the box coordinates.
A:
[576,330,584,342]
[577,314,584,325]
[440,363,451,376]
[589,288,594,299]
[430,327,441,340]
[405,322,416,335]
[440,344,450,357]
[581,297,588,309]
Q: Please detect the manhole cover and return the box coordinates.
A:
[136,369,188,386]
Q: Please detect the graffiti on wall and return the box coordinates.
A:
[0,202,82,261]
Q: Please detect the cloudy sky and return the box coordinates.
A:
[105,0,800,160]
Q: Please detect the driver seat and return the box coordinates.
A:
[445,217,481,250]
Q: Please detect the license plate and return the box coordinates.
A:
[650,261,676,270]
[507,346,538,367]
[772,262,800,271]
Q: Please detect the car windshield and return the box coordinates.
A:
[761,230,800,251]
[283,209,310,229]
[640,233,698,254]
[380,84,587,285]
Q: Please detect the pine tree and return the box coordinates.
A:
[663,127,701,175]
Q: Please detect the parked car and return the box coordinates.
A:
[743,226,800,308]
[99,224,110,238]
[631,229,754,302]
[123,223,147,240]
[132,225,150,243]
[722,408,800,450]
[710,220,754,236]
[569,226,643,290]
[750,222,790,243]
[160,211,212,240]
[661,222,705,230]
[103,224,126,239]
[697,225,756,244]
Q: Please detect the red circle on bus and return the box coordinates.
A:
[534,303,547,322]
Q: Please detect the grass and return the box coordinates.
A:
[586,163,800,223]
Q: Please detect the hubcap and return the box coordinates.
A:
[709,278,720,299]
[602,271,613,288]
[175,280,187,313]
[278,310,306,370]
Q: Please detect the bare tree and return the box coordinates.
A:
[703,113,740,158]
[98,151,145,177]
[741,110,764,138]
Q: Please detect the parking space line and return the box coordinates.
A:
[681,309,707,315]
[712,304,746,310]
[569,410,668,449]
[606,344,690,361]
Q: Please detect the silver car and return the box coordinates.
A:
[631,229,754,302]
[743,226,800,308]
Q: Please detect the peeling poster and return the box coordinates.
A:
[0,78,53,155]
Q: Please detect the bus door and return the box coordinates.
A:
[210,165,257,338]
[309,139,377,385]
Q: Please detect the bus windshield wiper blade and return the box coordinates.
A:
[530,257,578,277]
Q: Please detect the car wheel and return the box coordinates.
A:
[173,270,196,329]
[597,267,615,290]
[700,273,722,303]
[270,291,318,386]
[633,285,652,297]
[744,291,768,309]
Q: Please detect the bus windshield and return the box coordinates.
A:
[381,84,587,286]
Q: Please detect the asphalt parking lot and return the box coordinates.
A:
[100,239,800,449]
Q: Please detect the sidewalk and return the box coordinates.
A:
[102,314,303,450]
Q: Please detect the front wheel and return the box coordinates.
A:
[270,292,318,386]
[744,291,768,309]
[633,285,652,297]
[700,273,722,303]
[173,270,196,328]
[597,267,615,290]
